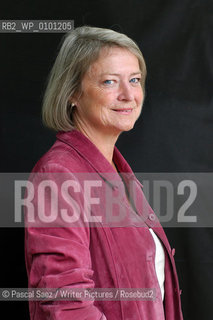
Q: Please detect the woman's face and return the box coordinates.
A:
[73,46,144,137]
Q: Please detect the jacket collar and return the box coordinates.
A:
[56,130,169,239]
[56,129,141,188]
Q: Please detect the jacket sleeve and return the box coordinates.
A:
[25,164,107,320]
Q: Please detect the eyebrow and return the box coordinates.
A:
[100,71,142,76]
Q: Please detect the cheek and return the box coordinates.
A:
[93,86,116,103]
[87,88,111,106]
[97,91,115,106]
[137,88,144,103]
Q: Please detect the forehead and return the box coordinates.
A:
[86,46,140,77]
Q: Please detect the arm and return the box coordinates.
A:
[25,164,107,319]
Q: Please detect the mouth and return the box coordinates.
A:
[112,108,133,115]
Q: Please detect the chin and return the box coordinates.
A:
[106,121,136,135]
[123,120,137,130]
[118,123,135,132]
[124,126,135,132]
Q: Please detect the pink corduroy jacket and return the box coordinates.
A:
[25,129,183,320]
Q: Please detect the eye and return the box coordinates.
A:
[103,79,114,85]
[130,77,141,84]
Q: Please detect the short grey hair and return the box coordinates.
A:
[42,25,147,131]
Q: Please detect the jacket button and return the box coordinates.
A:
[172,248,176,256]
[149,213,155,221]
[180,289,182,295]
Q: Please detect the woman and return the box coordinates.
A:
[25,26,183,319]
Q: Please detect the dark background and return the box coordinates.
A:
[0,0,212,319]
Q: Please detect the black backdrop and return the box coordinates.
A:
[0,1,212,319]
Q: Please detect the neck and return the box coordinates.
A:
[74,123,120,170]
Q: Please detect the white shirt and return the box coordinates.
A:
[149,228,165,300]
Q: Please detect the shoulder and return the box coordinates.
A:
[31,139,89,173]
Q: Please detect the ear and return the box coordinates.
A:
[68,97,78,108]
[69,89,81,107]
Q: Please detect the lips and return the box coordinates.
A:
[112,108,133,114]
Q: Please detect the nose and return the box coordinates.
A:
[117,81,134,101]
